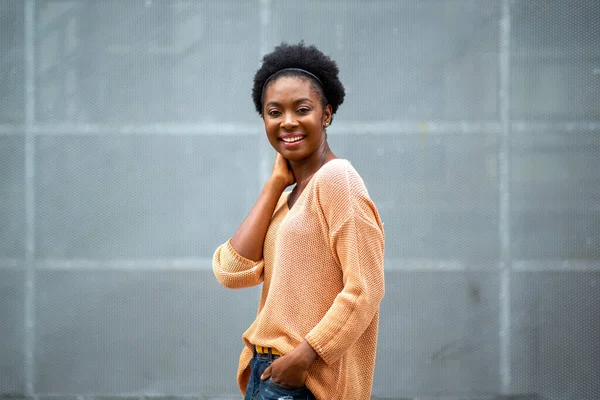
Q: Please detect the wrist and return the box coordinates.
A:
[294,340,318,368]
[266,176,288,192]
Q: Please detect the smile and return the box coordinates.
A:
[281,136,304,143]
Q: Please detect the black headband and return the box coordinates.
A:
[262,68,323,94]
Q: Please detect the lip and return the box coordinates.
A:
[279,134,305,149]
[279,132,304,139]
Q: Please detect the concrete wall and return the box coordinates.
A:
[1,1,599,399]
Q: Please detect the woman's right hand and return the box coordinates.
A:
[271,152,295,188]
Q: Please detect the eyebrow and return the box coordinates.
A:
[265,98,314,107]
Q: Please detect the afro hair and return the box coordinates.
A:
[252,42,345,123]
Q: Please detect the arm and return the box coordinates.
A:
[304,162,385,365]
[230,177,288,261]
[212,153,294,289]
[261,162,384,386]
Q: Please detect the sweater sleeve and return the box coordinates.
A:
[212,239,264,289]
[304,161,385,365]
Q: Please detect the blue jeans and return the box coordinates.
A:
[244,353,316,400]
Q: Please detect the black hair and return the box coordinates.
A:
[252,42,345,124]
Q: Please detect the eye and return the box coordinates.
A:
[297,107,311,114]
[267,109,281,117]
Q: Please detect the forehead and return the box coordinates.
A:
[263,76,320,103]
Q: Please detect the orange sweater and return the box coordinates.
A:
[212,159,385,400]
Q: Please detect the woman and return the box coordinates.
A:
[212,42,385,400]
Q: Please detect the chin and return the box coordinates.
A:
[280,150,306,161]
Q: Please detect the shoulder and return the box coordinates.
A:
[316,158,354,177]
[314,159,367,197]
[272,190,291,214]
[279,189,292,205]
[313,158,371,213]
[312,158,382,233]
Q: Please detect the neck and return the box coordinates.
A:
[289,141,335,188]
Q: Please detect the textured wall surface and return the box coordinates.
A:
[1,1,599,399]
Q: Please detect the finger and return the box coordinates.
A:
[260,365,271,380]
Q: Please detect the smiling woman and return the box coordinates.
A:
[261,75,333,201]
[212,42,385,400]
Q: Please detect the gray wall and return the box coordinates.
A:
[1,1,599,399]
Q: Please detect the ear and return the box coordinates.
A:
[323,104,333,126]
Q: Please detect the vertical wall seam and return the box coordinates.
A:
[499,0,512,395]
[258,0,272,188]
[24,0,37,397]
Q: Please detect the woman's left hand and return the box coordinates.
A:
[260,341,318,388]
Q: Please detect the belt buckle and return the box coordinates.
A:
[256,345,279,358]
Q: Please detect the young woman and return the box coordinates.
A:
[212,42,385,400]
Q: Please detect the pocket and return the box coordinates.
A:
[256,377,310,400]
[268,377,306,391]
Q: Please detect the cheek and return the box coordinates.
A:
[264,119,277,134]
[263,120,279,143]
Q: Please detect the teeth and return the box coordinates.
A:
[282,136,303,143]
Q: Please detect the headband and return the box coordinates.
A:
[262,68,323,93]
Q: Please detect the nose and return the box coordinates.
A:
[281,112,298,130]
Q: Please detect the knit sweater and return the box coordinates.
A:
[212,159,385,400]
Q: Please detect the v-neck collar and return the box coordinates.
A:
[284,158,345,211]
[285,158,341,211]
[285,167,321,211]
[286,181,310,211]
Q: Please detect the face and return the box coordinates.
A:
[262,76,332,162]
